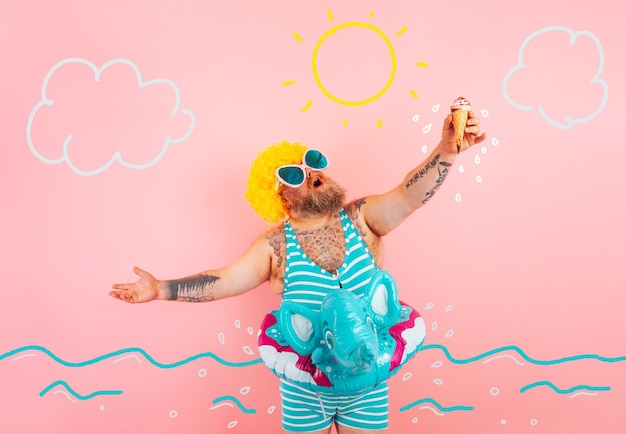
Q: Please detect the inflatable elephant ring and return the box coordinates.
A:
[257,270,426,394]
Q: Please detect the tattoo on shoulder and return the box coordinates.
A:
[347,199,369,238]
[265,228,285,269]
[167,274,220,302]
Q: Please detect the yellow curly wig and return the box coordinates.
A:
[244,140,307,223]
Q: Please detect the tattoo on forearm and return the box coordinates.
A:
[405,153,441,189]
[404,153,452,203]
[422,162,452,204]
[167,274,220,302]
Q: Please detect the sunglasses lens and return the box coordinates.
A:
[303,150,328,170]
[277,166,305,187]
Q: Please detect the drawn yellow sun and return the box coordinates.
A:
[283,10,428,128]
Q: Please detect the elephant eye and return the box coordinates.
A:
[325,330,335,350]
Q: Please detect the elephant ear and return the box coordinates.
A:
[365,270,401,328]
[278,301,321,356]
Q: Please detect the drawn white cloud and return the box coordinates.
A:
[502,26,608,129]
[26,58,196,176]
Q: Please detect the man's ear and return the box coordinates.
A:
[280,195,292,211]
[279,301,321,355]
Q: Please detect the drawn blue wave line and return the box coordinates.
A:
[212,396,257,414]
[421,343,626,366]
[520,380,610,394]
[400,397,474,413]
[1,345,262,369]
[40,380,122,400]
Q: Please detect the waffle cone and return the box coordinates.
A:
[452,109,469,147]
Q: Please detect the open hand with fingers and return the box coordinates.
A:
[110,266,161,303]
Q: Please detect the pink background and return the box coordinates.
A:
[1,0,624,433]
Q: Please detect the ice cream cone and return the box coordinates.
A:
[450,97,472,152]
[452,109,469,149]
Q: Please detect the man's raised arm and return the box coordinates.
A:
[359,111,487,237]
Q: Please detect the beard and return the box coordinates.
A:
[289,176,346,217]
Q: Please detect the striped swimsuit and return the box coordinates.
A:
[280,209,389,432]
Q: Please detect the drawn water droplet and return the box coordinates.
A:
[431,321,438,331]
[422,123,433,134]
[218,332,225,345]
[412,114,420,122]
[432,103,441,113]
[99,405,106,411]
[480,109,489,117]
[268,405,276,414]
[433,378,444,385]
[445,304,454,312]
[430,360,444,368]
[444,329,454,338]
[490,387,500,396]
[458,165,465,173]
[169,410,178,418]
[501,419,507,425]
[425,302,435,310]
[492,137,499,146]
[481,146,487,154]
[476,175,483,183]
[530,419,538,426]
[412,416,419,424]
[240,386,250,395]
[247,326,254,335]
[228,420,238,429]
[455,193,462,202]
[474,155,481,165]
[198,369,207,378]
[234,320,241,329]
[242,346,254,355]
[402,372,413,381]
[421,145,428,154]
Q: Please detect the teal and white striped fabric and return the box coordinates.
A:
[282,209,379,311]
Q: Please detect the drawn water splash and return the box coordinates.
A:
[400,397,474,413]
[40,380,122,400]
[1,345,262,369]
[520,380,610,395]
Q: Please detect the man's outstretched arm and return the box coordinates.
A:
[110,234,273,303]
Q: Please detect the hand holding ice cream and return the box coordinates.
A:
[446,96,486,154]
